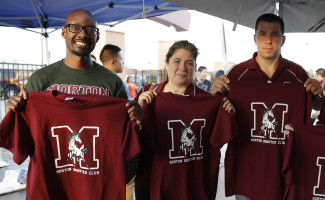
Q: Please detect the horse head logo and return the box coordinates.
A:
[178,124,197,157]
[66,131,89,169]
[259,107,279,138]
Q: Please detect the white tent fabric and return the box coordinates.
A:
[149,10,191,31]
[165,0,325,32]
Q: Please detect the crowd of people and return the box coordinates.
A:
[0,8,324,200]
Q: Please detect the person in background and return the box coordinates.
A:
[212,70,225,86]
[315,68,325,87]
[127,76,138,99]
[195,66,212,92]
[99,44,131,100]
[215,70,225,78]
[310,68,325,124]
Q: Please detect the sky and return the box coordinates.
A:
[1,10,325,74]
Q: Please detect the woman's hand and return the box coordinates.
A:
[222,97,236,113]
[138,91,158,107]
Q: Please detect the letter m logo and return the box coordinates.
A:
[52,126,99,170]
[251,103,288,140]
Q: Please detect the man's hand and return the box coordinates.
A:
[126,100,144,125]
[304,78,323,95]
[211,75,230,96]
[6,88,28,113]
[138,91,158,107]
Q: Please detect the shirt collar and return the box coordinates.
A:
[250,52,289,70]
[156,80,197,96]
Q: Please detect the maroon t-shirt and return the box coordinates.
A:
[134,80,211,189]
[0,91,140,200]
[283,124,325,200]
[142,93,237,200]
[226,81,312,200]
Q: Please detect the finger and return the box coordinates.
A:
[313,85,323,96]
[128,105,135,114]
[19,88,28,100]
[229,105,236,113]
[223,99,230,108]
[6,96,24,112]
[133,114,143,123]
[126,100,135,107]
[6,102,14,113]
[212,76,230,95]
[283,130,290,137]
[145,95,153,104]
[128,111,135,119]
[304,78,312,88]
[221,75,230,83]
[220,75,231,90]
[226,103,235,113]
[305,83,313,93]
[284,124,294,131]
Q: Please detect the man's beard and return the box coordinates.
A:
[71,49,90,57]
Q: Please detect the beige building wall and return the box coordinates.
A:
[158,41,174,70]
[213,61,236,74]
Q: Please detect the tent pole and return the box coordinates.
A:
[43,29,50,65]
[41,33,43,65]
[221,20,228,72]
[278,0,283,18]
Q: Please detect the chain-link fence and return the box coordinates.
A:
[0,63,44,120]
[126,68,167,88]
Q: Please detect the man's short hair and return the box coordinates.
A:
[197,66,207,72]
[99,44,121,64]
[316,68,325,78]
[255,13,285,35]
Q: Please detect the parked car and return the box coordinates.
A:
[0,69,35,99]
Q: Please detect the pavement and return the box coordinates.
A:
[0,148,28,200]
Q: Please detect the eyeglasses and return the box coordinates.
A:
[64,24,99,36]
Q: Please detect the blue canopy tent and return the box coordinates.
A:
[0,0,185,63]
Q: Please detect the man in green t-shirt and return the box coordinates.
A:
[6,9,143,124]
[5,8,143,199]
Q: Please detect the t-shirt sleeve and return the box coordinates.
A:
[121,121,141,161]
[0,111,32,164]
[210,102,238,148]
[115,80,128,99]
[25,71,46,92]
